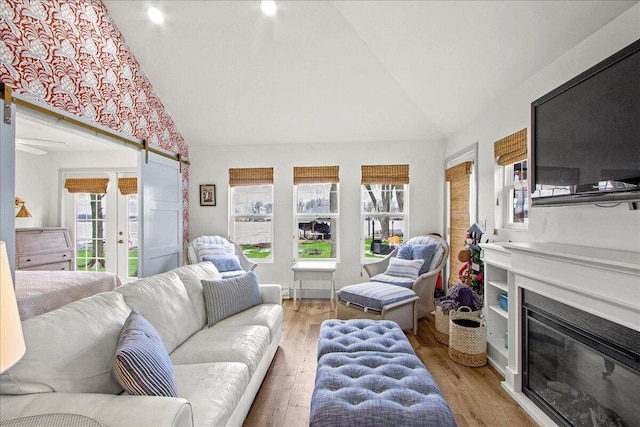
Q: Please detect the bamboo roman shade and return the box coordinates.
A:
[229,168,274,187]
[361,164,409,185]
[445,161,473,288]
[494,128,528,166]
[118,177,138,195]
[293,166,339,185]
[64,178,109,194]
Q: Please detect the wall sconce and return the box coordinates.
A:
[15,197,32,218]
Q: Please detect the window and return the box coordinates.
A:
[495,129,528,228]
[74,192,107,272]
[503,161,528,225]
[229,168,274,262]
[64,175,138,279]
[294,166,339,260]
[361,165,409,260]
[118,177,139,278]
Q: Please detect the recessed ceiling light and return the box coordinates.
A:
[147,6,165,24]
[261,0,277,17]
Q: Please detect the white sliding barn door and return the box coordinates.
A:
[139,151,183,277]
[0,94,16,270]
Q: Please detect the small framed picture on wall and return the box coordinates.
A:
[200,184,216,206]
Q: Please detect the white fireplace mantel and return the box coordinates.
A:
[496,241,640,426]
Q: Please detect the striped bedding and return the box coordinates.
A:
[15,270,122,320]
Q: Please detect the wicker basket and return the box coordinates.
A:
[435,305,480,346]
[448,307,487,367]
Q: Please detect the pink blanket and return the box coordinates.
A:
[15,271,122,320]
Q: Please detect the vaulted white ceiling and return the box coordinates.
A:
[102,0,637,147]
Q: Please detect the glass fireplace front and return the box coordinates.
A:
[522,290,640,427]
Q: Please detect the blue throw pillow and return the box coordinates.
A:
[203,255,243,273]
[114,310,177,397]
[411,243,438,275]
[397,243,438,276]
[201,271,263,326]
[397,244,414,260]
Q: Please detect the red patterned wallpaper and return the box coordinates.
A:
[0,0,190,242]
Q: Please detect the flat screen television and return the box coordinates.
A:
[530,38,640,206]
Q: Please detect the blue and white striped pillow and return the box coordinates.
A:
[114,310,177,397]
[202,271,263,326]
[384,257,424,279]
[196,242,235,262]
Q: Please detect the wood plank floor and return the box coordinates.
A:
[244,300,538,427]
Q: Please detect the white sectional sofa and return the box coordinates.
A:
[0,262,283,427]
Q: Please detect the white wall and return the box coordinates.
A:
[15,148,138,228]
[189,139,444,293]
[445,4,640,252]
[15,150,54,228]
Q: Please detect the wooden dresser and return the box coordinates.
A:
[15,227,74,271]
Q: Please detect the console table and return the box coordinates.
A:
[291,261,336,309]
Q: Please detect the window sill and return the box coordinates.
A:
[494,227,528,239]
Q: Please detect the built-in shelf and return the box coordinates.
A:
[487,279,507,292]
[489,304,508,319]
[481,243,511,378]
[487,335,508,358]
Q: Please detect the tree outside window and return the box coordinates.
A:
[75,193,106,271]
[295,182,339,259]
[362,184,407,259]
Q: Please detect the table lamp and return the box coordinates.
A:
[0,241,25,373]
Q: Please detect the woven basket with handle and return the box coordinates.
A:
[435,305,481,346]
[448,306,487,367]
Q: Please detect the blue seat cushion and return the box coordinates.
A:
[338,282,416,312]
[317,319,415,359]
[370,273,415,288]
[310,351,457,427]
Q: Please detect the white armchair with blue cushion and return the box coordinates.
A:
[337,234,449,333]
[186,235,257,276]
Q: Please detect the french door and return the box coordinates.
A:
[62,171,138,282]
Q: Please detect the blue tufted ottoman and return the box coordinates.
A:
[317,319,416,359]
[310,319,457,427]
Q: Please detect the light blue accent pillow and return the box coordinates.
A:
[114,310,177,397]
[384,257,424,279]
[397,244,414,260]
[203,255,242,273]
[396,243,438,275]
[201,271,263,326]
[411,243,438,275]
